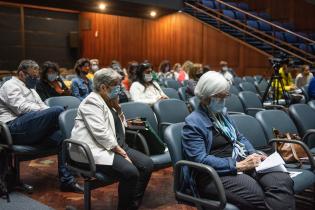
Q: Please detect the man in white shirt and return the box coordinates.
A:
[295,65,313,88]
[219,61,234,84]
[0,60,82,193]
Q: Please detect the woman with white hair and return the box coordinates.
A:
[71,68,153,210]
[181,71,295,210]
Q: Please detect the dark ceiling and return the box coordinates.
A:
[1,0,181,19]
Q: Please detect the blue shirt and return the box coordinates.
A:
[181,105,256,194]
[308,77,315,99]
[71,76,93,101]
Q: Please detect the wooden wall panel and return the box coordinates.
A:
[80,12,270,76]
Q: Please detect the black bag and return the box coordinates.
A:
[0,145,12,202]
[126,118,166,155]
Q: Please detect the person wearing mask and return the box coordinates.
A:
[90,58,100,73]
[181,71,295,210]
[186,63,203,97]
[220,61,234,84]
[71,68,153,209]
[158,60,172,79]
[122,61,138,91]
[130,62,168,105]
[173,63,181,81]
[295,65,313,88]
[0,60,82,192]
[71,58,93,101]
[36,61,71,101]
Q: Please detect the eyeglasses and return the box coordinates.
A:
[213,92,230,99]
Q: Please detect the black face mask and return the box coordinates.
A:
[196,72,203,79]
[25,75,38,89]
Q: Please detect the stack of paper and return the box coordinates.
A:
[256,152,288,173]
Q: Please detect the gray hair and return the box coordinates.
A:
[93,68,122,92]
[17,60,39,72]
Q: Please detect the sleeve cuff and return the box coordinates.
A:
[228,157,237,175]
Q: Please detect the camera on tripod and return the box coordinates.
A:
[269,53,290,73]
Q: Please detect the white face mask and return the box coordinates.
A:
[144,73,153,82]
[47,73,58,82]
[91,64,99,72]
[222,66,229,72]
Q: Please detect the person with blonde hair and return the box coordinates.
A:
[177,60,192,84]
[181,71,295,210]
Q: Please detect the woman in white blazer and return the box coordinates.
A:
[71,68,153,210]
[130,62,168,105]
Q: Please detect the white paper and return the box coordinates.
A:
[256,152,286,173]
[289,171,302,178]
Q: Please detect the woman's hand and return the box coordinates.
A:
[236,153,265,172]
[112,145,132,163]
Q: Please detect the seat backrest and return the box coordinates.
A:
[223,10,235,19]
[121,102,158,133]
[288,104,315,136]
[178,86,188,101]
[45,96,81,109]
[229,85,240,95]
[239,82,258,94]
[238,91,263,116]
[258,20,272,31]
[301,85,309,102]
[164,123,185,165]
[308,100,315,110]
[225,94,245,113]
[233,77,243,86]
[153,99,189,125]
[254,79,268,96]
[254,75,262,81]
[243,76,255,84]
[59,108,78,139]
[247,20,259,29]
[230,114,268,148]
[256,110,298,141]
[161,87,180,100]
[165,79,180,90]
[188,96,200,111]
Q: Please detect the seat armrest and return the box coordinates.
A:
[0,121,13,149]
[246,108,265,112]
[158,122,173,138]
[62,139,96,178]
[125,130,150,155]
[302,129,315,146]
[227,111,245,115]
[174,160,227,210]
[263,104,287,111]
[268,138,315,171]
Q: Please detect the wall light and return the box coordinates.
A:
[98,3,106,10]
[150,10,157,17]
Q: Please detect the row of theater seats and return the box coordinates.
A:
[200,0,315,54]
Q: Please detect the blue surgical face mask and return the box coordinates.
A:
[108,85,121,99]
[144,73,153,82]
[47,73,58,82]
[208,97,225,113]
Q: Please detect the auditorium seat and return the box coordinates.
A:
[161,87,180,100]
[0,121,58,193]
[45,96,81,109]
[225,93,245,114]
[308,100,315,110]
[188,96,200,111]
[153,99,190,138]
[164,123,239,210]
[239,82,259,94]
[254,79,268,96]
[59,109,116,210]
[178,86,188,102]
[288,104,315,153]
[120,102,171,170]
[164,79,180,90]
[232,77,243,86]
[229,85,240,95]
[243,76,255,84]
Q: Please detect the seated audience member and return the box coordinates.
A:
[0,60,82,192]
[203,64,211,73]
[177,60,192,84]
[130,62,168,105]
[90,58,100,73]
[173,63,181,80]
[158,60,172,79]
[186,63,203,96]
[122,61,138,91]
[71,58,93,101]
[71,68,153,209]
[36,61,71,101]
[182,71,295,210]
[295,65,313,88]
[220,61,234,84]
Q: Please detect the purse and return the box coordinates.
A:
[273,128,307,164]
[126,118,166,155]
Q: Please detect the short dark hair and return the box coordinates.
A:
[74,58,91,75]
[17,60,39,73]
[40,61,60,81]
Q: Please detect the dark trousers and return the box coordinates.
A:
[7,107,74,185]
[97,146,153,210]
[197,171,295,210]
